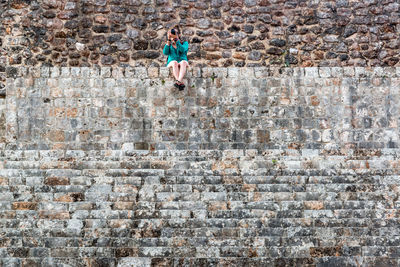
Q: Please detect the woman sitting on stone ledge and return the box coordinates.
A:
[162,25,189,91]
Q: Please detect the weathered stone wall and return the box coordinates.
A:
[4,66,400,149]
[2,0,400,71]
[1,67,400,266]
[2,0,400,90]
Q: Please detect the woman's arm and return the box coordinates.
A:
[163,43,171,55]
[176,41,188,54]
[163,31,172,55]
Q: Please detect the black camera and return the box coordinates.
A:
[171,29,176,35]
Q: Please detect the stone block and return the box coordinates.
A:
[50,67,60,78]
[135,67,148,79]
[331,67,343,77]
[40,67,50,78]
[159,67,169,78]
[112,67,124,78]
[318,67,331,78]
[70,67,81,77]
[100,67,111,77]
[192,67,202,78]
[89,67,100,77]
[304,67,318,78]
[342,66,354,77]
[148,67,159,78]
[60,67,70,77]
[227,67,240,78]
[254,67,270,78]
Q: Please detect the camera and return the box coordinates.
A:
[167,28,179,43]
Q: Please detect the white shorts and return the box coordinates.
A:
[167,60,190,68]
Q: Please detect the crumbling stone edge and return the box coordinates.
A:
[5,66,400,79]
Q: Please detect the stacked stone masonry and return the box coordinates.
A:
[2,0,400,89]
[0,67,400,266]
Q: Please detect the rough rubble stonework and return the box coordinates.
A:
[1,0,400,70]
[1,66,400,266]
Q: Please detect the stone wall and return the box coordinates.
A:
[4,66,400,150]
[2,0,400,90]
[1,0,400,71]
[1,67,400,266]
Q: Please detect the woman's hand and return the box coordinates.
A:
[167,29,180,46]
[166,35,171,44]
[166,30,171,45]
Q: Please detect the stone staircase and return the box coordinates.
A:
[0,147,399,266]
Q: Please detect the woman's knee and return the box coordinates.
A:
[178,62,188,69]
[168,61,178,69]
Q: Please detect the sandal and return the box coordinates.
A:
[174,80,185,90]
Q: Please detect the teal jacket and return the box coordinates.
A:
[162,40,189,66]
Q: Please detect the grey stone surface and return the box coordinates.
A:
[0,67,399,266]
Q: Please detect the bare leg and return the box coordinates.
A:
[177,61,188,83]
[171,61,180,81]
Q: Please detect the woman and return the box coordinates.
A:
[162,26,189,90]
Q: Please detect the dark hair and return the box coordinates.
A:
[174,25,187,42]
[173,25,181,35]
